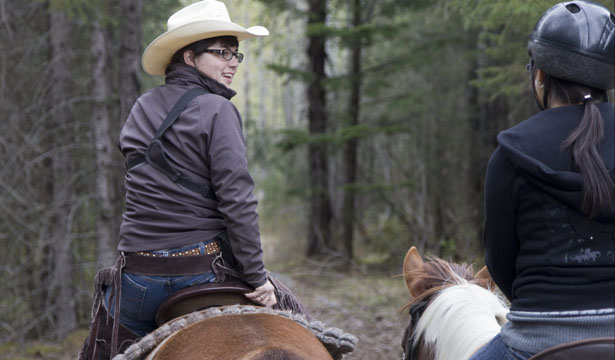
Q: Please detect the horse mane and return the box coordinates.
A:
[403,256,508,360]
[404,257,476,306]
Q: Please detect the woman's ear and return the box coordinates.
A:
[533,68,545,90]
[183,50,196,67]
[533,68,546,107]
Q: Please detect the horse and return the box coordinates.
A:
[139,307,334,360]
[401,246,508,360]
[111,286,357,360]
[400,246,615,360]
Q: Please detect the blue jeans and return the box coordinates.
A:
[104,241,217,337]
[470,334,534,360]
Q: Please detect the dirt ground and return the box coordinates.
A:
[262,226,411,360]
[273,267,410,360]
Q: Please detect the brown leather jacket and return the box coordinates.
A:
[118,63,267,288]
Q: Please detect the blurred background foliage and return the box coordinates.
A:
[0,0,613,345]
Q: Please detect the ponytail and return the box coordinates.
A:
[561,95,615,218]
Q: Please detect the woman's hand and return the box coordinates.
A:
[245,280,277,307]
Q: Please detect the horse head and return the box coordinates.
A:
[401,247,509,360]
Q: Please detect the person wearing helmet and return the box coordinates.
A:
[472,1,615,359]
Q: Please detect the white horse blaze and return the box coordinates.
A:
[413,282,509,360]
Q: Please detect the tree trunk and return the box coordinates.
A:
[91,19,117,269]
[48,8,76,340]
[118,0,142,123]
[342,0,362,261]
[114,0,144,253]
[306,0,332,257]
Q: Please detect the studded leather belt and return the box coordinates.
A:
[135,240,221,258]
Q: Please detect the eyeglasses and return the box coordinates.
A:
[202,49,244,63]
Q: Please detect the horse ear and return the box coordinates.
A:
[475,266,497,291]
[403,247,424,295]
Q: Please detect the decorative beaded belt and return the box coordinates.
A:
[135,240,221,257]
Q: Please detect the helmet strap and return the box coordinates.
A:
[542,73,550,110]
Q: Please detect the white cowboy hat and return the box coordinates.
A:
[142,0,269,75]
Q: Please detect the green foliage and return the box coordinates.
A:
[276,122,413,153]
[305,22,340,37]
[473,63,528,100]
[376,0,434,14]
[141,0,182,90]
[252,0,305,17]
[47,0,93,20]
[323,21,400,48]
[448,0,614,99]
[276,129,331,152]
[45,0,124,28]
[142,0,183,44]
[357,216,409,267]
[267,64,315,83]
[336,122,412,144]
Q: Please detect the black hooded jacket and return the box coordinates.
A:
[483,103,614,312]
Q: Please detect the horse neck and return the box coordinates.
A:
[414,284,508,360]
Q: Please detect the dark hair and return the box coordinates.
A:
[165,36,239,75]
[536,68,614,218]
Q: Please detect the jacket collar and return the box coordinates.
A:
[165,63,237,100]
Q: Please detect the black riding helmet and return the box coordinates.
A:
[528,1,615,91]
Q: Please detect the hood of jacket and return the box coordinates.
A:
[165,63,237,100]
[497,103,615,222]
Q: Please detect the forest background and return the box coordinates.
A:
[1,0,613,357]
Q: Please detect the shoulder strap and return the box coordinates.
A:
[154,87,206,141]
[127,87,217,201]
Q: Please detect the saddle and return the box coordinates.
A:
[155,280,256,326]
[155,275,314,326]
[529,337,615,360]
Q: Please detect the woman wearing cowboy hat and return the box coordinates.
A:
[473,1,614,359]
[103,0,275,344]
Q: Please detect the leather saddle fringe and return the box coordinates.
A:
[269,272,313,321]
